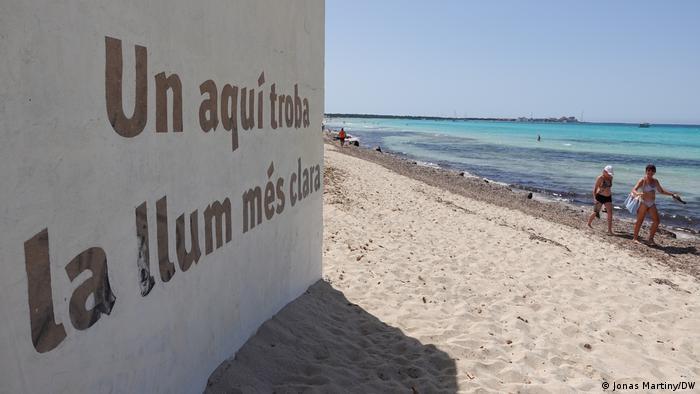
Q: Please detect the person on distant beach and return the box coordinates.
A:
[631,164,681,245]
[537,134,541,142]
[587,165,614,235]
[338,128,346,147]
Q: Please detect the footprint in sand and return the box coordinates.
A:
[499,369,526,383]
[400,366,424,379]
[638,303,665,314]
[561,324,580,337]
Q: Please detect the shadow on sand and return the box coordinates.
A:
[611,232,634,240]
[613,232,699,256]
[650,244,699,256]
[205,280,458,393]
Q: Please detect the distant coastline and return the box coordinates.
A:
[325,114,700,127]
[325,113,579,123]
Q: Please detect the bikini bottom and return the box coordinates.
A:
[595,194,612,204]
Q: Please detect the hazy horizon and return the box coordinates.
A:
[324,112,700,126]
[325,1,700,125]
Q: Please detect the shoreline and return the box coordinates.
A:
[339,134,698,236]
[405,153,698,238]
[323,118,700,234]
[206,141,700,392]
[324,136,699,280]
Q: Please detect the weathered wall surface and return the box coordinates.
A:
[0,1,323,392]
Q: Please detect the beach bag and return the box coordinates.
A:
[624,193,641,215]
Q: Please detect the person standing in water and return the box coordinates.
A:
[587,165,615,235]
[631,164,681,245]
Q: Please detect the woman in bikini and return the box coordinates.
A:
[631,164,680,245]
[587,165,614,235]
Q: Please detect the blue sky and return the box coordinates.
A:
[325,1,700,124]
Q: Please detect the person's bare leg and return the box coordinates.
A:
[604,202,613,235]
[633,204,648,242]
[588,202,601,228]
[648,206,660,245]
[587,210,596,228]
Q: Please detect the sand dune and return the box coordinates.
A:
[206,144,699,393]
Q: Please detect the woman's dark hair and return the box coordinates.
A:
[646,164,656,173]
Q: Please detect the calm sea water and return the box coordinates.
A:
[325,117,700,233]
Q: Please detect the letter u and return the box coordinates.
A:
[105,36,147,138]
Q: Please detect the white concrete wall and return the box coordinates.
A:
[0,1,324,392]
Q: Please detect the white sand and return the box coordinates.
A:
[207,145,700,393]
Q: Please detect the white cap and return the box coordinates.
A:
[604,165,614,176]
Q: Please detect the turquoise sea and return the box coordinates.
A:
[325,117,700,233]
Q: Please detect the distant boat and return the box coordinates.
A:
[639,123,651,128]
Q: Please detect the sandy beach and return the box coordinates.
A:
[206,141,699,393]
